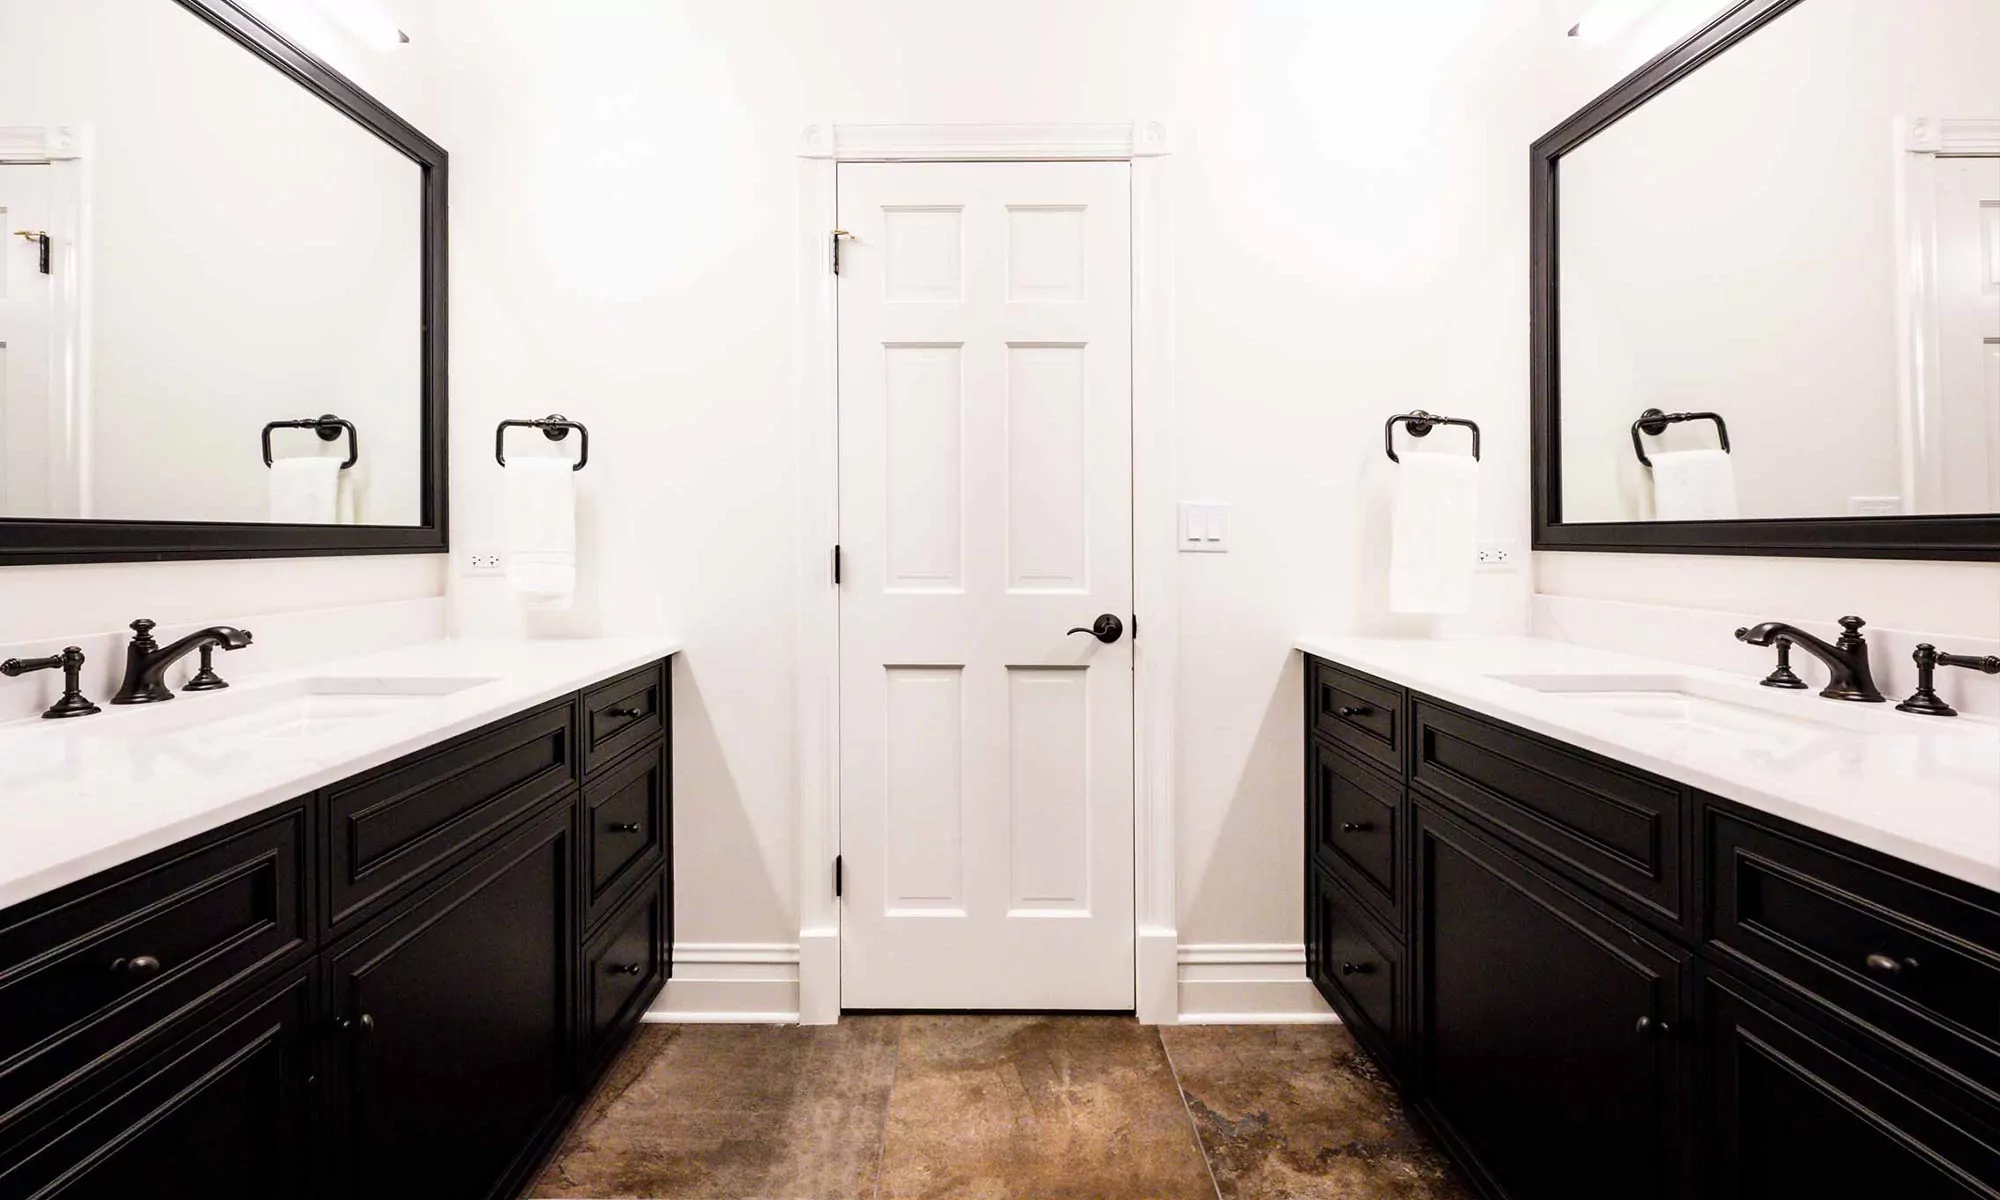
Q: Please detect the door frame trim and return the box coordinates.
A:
[1895,116,2000,514]
[794,121,1178,1024]
[0,125,90,518]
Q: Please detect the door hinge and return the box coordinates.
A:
[15,230,49,275]
[1132,614,1139,641]
[834,855,843,898]
[831,228,852,275]
[833,544,842,585]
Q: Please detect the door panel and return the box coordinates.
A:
[325,801,576,1200]
[1414,800,1690,1200]
[1933,157,2000,513]
[838,161,1134,1010]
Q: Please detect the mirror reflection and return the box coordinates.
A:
[0,0,423,526]
[1556,0,2000,524]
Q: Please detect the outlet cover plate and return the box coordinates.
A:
[1475,539,1518,572]
[463,550,503,577]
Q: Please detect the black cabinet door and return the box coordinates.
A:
[1414,800,1691,1200]
[0,967,316,1200]
[1702,965,2000,1198]
[324,799,578,1200]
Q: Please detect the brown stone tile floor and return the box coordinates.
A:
[532,1018,1475,1200]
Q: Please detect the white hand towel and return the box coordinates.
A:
[267,457,341,524]
[1649,449,1737,521]
[1388,453,1478,615]
[502,458,576,610]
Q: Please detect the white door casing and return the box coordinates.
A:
[836,160,1135,1010]
[0,163,52,514]
[1932,156,2000,512]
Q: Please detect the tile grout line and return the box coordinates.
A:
[1157,1028,1225,1200]
[870,1017,905,1200]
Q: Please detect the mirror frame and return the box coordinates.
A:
[1530,0,1999,561]
[0,0,447,566]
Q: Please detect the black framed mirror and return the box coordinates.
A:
[1531,0,1999,561]
[0,0,446,565]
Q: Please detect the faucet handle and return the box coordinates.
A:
[1839,616,1866,635]
[129,618,157,639]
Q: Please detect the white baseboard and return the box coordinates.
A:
[646,940,1340,1026]
[645,942,801,1024]
[1174,943,1341,1025]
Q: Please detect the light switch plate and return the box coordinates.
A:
[1179,502,1229,553]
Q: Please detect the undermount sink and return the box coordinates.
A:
[166,675,498,745]
[1483,672,1919,740]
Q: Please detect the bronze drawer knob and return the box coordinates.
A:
[110,954,161,977]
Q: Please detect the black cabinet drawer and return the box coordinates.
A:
[0,801,312,1138]
[1412,699,1689,938]
[582,662,667,777]
[1309,739,1403,929]
[1308,657,1403,774]
[1704,799,2000,1108]
[1310,866,1404,1073]
[1701,963,2000,1198]
[582,737,668,930]
[322,697,576,937]
[0,965,317,1200]
[582,876,667,1073]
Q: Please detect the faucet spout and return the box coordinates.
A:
[109,619,255,705]
[1734,616,1885,703]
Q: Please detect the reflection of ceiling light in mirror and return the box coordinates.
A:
[1567,0,1670,42]
[307,0,409,50]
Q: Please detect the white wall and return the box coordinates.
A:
[1556,0,2000,523]
[1536,1,2000,646]
[427,0,1543,959]
[0,1,445,648]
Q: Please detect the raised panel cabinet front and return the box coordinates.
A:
[0,966,317,1200]
[325,799,579,1200]
[1414,800,1690,1200]
[1701,965,2000,1198]
[581,737,668,931]
[322,698,576,938]
[0,800,312,1140]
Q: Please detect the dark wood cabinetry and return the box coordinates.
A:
[325,800,580,1200]
[1304,652,2000,1199]
[1413,800,1690,1200]
[0,656,675,1200]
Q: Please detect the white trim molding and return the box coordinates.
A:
[1895,115,2000,514]
[798,121,1172,162]
[0,123,92,519]
[794,120,1179,1025]
[1175,944,1342,1026]
[646,943,802,1025]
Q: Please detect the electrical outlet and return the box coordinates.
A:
[1475,539,1518,571]
[463,550,503,576]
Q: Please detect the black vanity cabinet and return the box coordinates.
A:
[0,656,674,1200]
[1302,653,2000,1199]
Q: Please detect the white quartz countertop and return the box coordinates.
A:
[0,636,679,911]
[1298,636,2000,893]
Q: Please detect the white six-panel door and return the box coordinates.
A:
[837,161,1134,1010]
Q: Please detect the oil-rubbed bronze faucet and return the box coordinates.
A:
[1896,644,2000,717]
[110,619,254,705]
[1735,616,1885,703]
[1,646,102,718]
